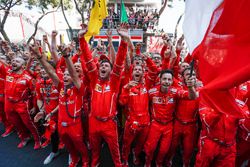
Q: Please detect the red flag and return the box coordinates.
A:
[193,0,250,117]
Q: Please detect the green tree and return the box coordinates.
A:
[26,0,61,43]
[73,0,91,24]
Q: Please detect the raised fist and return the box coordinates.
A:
[117,23,129,40]
[52,30,58,37]
[78,24,88,38]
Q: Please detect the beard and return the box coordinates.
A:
[12,65,22,72]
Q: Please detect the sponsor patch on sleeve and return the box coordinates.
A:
[149,88,157,94]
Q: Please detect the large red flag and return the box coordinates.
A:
[191,0,250,117]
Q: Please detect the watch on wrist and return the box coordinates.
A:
[37,54,43,60]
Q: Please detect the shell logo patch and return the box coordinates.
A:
[95,84,102,92]
[6,76,14,82]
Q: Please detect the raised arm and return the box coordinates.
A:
[168,43,177,69]
[125,36,135,70]
[30,41,60,87]
[143,53,158,88]
[78,25,98,85]
[50,31,59,64]
[0,57,8,67]
[125,51,131,71]
[25,51,35,73]
[62,46,81,89]
[127,36,135,59]
[113,24,129,70]
[106,29,116,64]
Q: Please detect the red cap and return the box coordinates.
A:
[100,54,110,62]
[99,54,112,66]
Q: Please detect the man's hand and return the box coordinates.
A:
[30,107,36,115]
[34,111,45,123]
[78,24,88,38]
[43,35,49,44]
[176,35,184,51]
[106,29,112,42]
[61,45,72,58]
[45,113,52,121]
[2,41,11,53]
[51,30,58,38]
[29,37,43,60]
[162,33,170,46]
[117,23,130,41]
[124,81,138,89]
[141,52,150,61]
[135,43,143,50]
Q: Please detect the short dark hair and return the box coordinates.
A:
[100,59,113,69]
[159,69,173,78]
[182,67,191,76]
[132,55,143,63]
[181,67,196,77]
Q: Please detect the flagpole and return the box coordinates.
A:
[19,13,25,40]
[120,0,122,23]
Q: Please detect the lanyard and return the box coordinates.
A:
[64,84,80,119]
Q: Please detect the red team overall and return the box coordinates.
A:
[0,61,14,137]
[1,57,40,149]
[79,25,128,167]
[166,67,200,167]
[119,57,158,166]
[144,70,197,167]
[30,42,89,167]
[195,99,247,167]
[35,73,59,147]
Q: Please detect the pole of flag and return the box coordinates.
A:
[53,10,56,30]
[19,14,25,40]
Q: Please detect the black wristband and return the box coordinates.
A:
[37,54,43,60]
[62,53,70,58]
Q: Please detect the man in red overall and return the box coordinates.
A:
[166,67,200,167]
[144,69,197,167]
[78,24,128,167]
[1,56,40,149]
[35,68,59,147]
[119,56,158,166]
[34,67,60,164]
[31,42,89,167]
[236,99,250,167]
[0,57,14,137]
[195,99,246,167]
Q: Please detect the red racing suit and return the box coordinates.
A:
[79,36,127,167]
[57,82,89,166]
[119,57,157,165]
[3,65,40,142]
[236,99,250,167]
[36,78,59,141]
[144,85,190,167]
[166,85,199,167]
[195,102,241,167]
[0,65,13,131]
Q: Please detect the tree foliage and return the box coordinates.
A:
[73,0,91,24]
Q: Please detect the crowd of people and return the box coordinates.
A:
[0,23,250,167]
[103,7,159,31]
